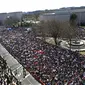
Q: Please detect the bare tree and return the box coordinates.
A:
[45,20,62,45]
[37,21,47,40]
[32,21,46,41]
[35,20,62,45]
[62,21,79,50]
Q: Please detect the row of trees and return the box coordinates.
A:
[3,16,33,28]
[0,13,39,27]
[22,13,40,21]
[34,14,80,47]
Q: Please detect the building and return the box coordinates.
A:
[0,13,7,24]
[7,12,23,20]
[0,12,23,25]
[39,7,85,25]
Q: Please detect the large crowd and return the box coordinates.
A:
[0,55,21,85]
[0,27,85,85]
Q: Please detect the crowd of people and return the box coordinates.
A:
[0,27,85,85]
[0,55,21,85]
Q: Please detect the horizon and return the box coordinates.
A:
[1,6,85,14]
[0,0,85,13]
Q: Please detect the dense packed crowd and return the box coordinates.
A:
[0,28,85,85]
[0,56,21,85]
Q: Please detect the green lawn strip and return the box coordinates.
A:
[80,51,85,55]
[45,38,55,45]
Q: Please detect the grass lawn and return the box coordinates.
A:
[81,26,85,27]
[80,51,85,55]
[45,37,85,56]
[80,26,85,29]
[45,37,56,45]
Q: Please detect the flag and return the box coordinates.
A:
[34,61,38,65]
[37,50,44,54]
[34,56,38,58]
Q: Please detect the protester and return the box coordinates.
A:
[0,28,85,85]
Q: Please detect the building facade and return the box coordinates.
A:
[0,12,23,25]
[39,8,85,25]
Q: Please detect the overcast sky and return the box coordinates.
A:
[0,0,85,13]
